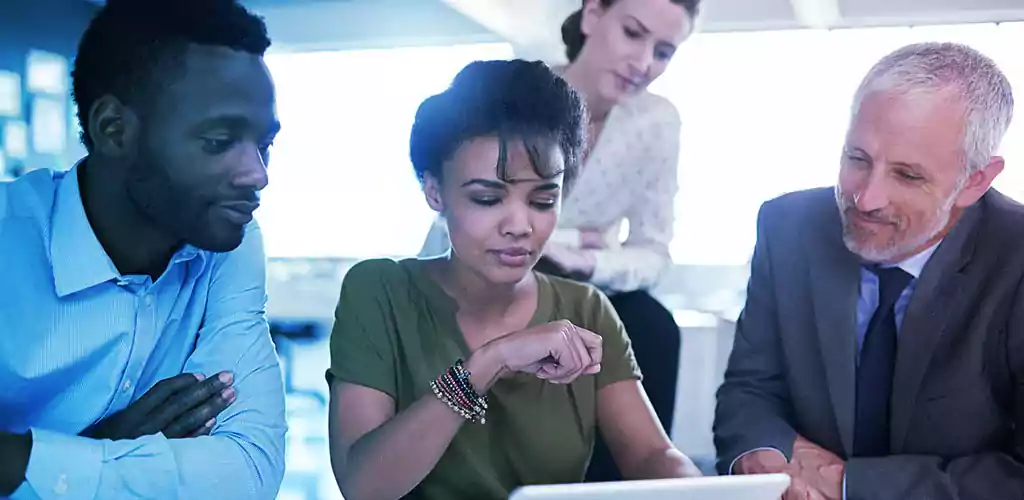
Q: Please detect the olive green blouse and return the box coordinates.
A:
[328,258,641,500]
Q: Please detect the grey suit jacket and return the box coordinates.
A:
[714,187,1024,500]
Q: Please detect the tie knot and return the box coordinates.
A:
[871,265,914,307]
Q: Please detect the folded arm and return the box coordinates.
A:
[714,203,798,474]
[589,108,680,293]
[10,224,286,500]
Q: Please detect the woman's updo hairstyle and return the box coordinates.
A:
[561,0,702,61]
[410,59,588,192]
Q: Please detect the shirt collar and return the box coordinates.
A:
[50,162,122,297]
[50,161,204,297]
[894,241,941,279]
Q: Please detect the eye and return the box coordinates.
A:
[654,48,674,61]
[531,199,557,211]
[471,198,500,207]
[845,155,869,167]
[896,170,923,181]
[201,137,235,155]
[624,27,643,39]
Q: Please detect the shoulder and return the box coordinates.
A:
[337,258,423,309]
[341,258,410,290]
[623,91,680,127]
[0,170,61,253]
[977,190,1024,258]
[759,187,837,226]
[0,169,60,222]
[541,273,619,330]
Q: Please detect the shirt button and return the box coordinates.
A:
[122,380,132,392]
[143,294,154,306]
[54,474,67,494]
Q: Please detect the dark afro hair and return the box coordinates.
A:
[72,0,271,151]
[409,59,588,192]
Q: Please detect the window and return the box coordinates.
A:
[650,22,1024,265]
[260,43,514,258]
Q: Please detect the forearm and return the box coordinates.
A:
[338,393,468,500]
[624,448,702,480]
[589,246,670,292]
[11,426,283,500]
[846,453,1024,500]
[713,382,798,474]
[0,431,31,496]
[337,351,502,500]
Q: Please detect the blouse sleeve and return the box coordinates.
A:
[589,97,681,292]
[328,259,399,399]
[583,286,643,389]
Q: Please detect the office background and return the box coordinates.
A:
[3,0,1024,498]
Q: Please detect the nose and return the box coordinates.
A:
[498,202,532,239]
[854,166,890,213]
[232,142,269,192]
[627,43,654,78]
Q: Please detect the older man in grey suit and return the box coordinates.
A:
[714,42,1024,500]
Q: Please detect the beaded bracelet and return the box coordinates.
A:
[430,359,488,424]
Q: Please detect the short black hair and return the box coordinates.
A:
[72,0,271,151]
[562,0,701,61]
[410,59,587,191]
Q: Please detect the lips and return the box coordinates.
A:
[614,73,643,91]
[490,247,533,267]
[217,200,260,225]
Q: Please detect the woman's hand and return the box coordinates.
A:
[578,228,607,249]
[467,320,603,391]
[542,243,596,281]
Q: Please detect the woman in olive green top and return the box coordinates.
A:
[327,60,700,500]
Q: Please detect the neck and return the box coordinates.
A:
[79,156,181,279]
[434,254,533,320]
[562,62,614,122]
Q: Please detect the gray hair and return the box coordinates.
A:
[851,42,1014,175]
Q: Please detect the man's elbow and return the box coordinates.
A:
[220,430,286,499]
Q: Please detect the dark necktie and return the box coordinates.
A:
[854,266,913,457]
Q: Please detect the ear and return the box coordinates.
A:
[954,156,1004,208]
[87,95,140,157]
[580,0,606,37]
[423,172,445,214]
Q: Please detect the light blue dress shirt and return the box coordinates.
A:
[0,166,286,500]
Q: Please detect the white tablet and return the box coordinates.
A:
[509,473,790,500]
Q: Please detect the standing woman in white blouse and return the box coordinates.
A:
[419,0,698,481]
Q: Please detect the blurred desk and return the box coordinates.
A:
[670,311,737,475]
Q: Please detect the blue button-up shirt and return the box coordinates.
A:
[0,166,286,499]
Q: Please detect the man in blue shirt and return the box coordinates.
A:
[0,0,285,498]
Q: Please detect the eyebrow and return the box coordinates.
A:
[626,15,651,34]
[892,160,925,171]
[461,178,561,191]
[196,115,281,137]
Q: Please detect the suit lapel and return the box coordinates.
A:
[890,203,980,450]
[808,205,862,456]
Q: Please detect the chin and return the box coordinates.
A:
[188,228,245,253]
[482,265,533,286]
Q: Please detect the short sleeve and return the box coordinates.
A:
[328,259,399,399]
[585,289,642,388]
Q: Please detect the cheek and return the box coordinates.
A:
[531,210,559,241]
[445,205,496,252]
[647,63,669,83]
